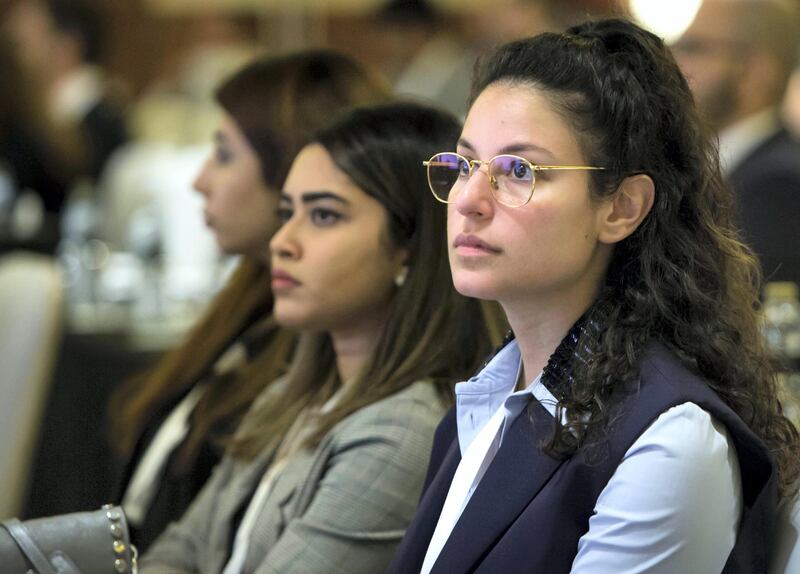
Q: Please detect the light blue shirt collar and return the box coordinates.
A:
[455,339,556,456]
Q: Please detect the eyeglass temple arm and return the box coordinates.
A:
[422,161,606,171]
[534,165,606,171]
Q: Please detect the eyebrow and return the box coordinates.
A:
[279,191,351,205]
[458,138,557,162]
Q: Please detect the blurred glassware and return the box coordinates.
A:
[763,281,800,426]
[11,189,44,241]
[58,186,100,303]
[58,142,222,349]
[97,251,145,304]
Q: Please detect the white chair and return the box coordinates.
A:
[0,252,63,519]
[771,495,800,573]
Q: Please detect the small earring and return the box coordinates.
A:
[394,267,408,287]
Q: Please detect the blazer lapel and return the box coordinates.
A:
[210,448,274,560]
[432,400,564,573]
[242,454,315,572]
[387,435,462,573]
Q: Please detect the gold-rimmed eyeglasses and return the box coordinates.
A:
[423,152,606,208]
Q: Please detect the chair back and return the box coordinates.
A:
[0,253,63,519]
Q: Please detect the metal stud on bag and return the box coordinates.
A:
[0,504,139,574]
[102,504,138,574]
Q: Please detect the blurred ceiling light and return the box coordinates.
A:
[628,0,702,43]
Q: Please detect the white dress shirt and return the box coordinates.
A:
[422,340,742,573]
[718,107,781,175]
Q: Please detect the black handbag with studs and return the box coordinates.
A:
[0,504,137,573]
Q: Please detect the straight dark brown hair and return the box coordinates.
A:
[229,103,505,459]
[108,50,390,474]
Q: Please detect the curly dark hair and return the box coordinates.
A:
[471,18,800,497]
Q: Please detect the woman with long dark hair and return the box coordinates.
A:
[108,50,389,550]
[139,102,498,573]
[390,18,800,573]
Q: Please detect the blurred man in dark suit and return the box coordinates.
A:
[6,0,129,183]
[673,0,800,286]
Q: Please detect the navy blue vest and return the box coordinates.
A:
[387,343,778,573]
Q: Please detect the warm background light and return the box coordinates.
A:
[628,0,702,42]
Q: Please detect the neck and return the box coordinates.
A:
[330,313,387,383]
[503,287,598,390]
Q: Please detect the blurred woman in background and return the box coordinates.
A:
[140,102,498,573]
[107,49,389,550]
[0,30,75,253]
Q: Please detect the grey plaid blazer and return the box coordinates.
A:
[139,381,445,574]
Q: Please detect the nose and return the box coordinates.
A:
[192,156,213,197]
[269,217,301,262]
[454,164,495,219]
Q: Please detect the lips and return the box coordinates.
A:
[453,233,501,255]
[271,268,301,291]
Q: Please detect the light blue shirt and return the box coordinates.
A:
[450,339,743,574]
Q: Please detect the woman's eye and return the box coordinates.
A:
[457,159,471,177]
[510,161,532,180]
[310,208,342,226]
[276,207,292,223]
[215,146,233,164]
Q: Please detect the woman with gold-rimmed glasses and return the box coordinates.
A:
[424,152,604,207]
[389,17,798,574]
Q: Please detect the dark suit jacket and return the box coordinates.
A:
[81,96,128,180]
[387,343,777,573]
[730,128,800,286]
[0,121,69,253]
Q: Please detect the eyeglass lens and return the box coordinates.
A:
[427,153,534,206]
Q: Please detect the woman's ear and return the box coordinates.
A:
[597,174,655,245]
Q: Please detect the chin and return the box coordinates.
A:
[273,303,309,330]
[274,315,312,331]
[451,271,498,301]
[215,237,237,256]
